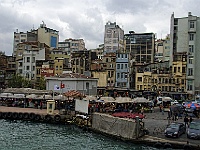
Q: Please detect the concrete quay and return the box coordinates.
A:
[142,106,200,149]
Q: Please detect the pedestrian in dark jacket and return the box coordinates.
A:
[184,116,189,127]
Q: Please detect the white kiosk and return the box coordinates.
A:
[47,100,55,114]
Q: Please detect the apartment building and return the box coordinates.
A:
[16,41,50,80]
[58,38,85,55]
[104,21,124,54]
[170,12,200,94]
[13,22,59,56]
[115,53,129,89]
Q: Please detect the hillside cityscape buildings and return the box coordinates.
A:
[0,12,199,100]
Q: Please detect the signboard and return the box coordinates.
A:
[75,99,89,114]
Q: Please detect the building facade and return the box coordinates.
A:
[115,53,129,89]
[170,12,200,94]
[104,21,124,54]
[45,73,98,95]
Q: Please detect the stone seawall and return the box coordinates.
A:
[92,113,144,139]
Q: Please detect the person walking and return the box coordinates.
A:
[184,116,189,127]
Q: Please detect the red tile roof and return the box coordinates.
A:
[64,90,85,98]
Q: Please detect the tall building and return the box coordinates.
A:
[124,31,155,89]
[170,12,200,95]
[13,22,59,56]
[104,21,124,54]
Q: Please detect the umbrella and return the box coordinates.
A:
[185,103,200,110]
[115,97,133,103]
[98,97,116,103]
[132,97,149,103]
[85,95,97,101]
[0,93,14,98]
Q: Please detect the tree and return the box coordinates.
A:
[35,76,46,90]
[7,74,31,88]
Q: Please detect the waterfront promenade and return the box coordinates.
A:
[0,105,199,149]
[142,106,200,148]
[0,106,59,115]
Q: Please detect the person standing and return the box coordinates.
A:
[40,100,43,110]
[184,116,189,127]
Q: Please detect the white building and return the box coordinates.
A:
[104,21,124,54]
[16,41,49,80]
[45,73,98,95]
[170,12,200,94]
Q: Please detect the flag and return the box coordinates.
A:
[54,85,60,90]
[60,83,65,89]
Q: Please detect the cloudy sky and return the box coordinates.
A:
[0,0,199,55]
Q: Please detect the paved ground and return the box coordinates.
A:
[143,106,200,147]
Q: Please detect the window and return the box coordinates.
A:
[189,56,193,64]
[27,57,30,63]
[125,54,128,58]
[121,73,123,78]
[121,64,123,69]
[117,64,120,69]
[187,80,193,90]
[174,67,177,73]
[124,73,127,79]
[56,66,58,70]
[138,77,142,81]
[189,45,194,53]
[117,73,120,79]
[182,67,186,73]
[190,21,194,28]
[188,68,193,76]
[125,64,128,69]
[32,66,35,71]
[178,67,180,72]
[60,66,62,70]
[26,66,30,70]
[189,34,194,41]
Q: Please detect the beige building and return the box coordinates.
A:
[102,53,116,89]
[54,58,64,76]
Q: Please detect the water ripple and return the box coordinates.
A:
[0,119,157,150]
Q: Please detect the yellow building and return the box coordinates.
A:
[91,71,107,88]
[54,58,64,76]
[172,53,187,92]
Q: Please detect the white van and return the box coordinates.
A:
[157,97,173,106]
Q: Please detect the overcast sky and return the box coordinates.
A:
[0,0,199,56]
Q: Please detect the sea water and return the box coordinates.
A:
[0,119,157,150]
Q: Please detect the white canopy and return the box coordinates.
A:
[54,94,68,100]
[26,94,39,99]
[115,97,133,103]
[132,97,149,103]
[35,95,53,100]
[98,96,116,103]
[0,93,14,98]
[85,95,97,101]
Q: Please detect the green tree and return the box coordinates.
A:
[36,76,46,90]
[7,74,31,88]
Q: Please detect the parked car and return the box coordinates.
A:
[187,121,200,139]
[164,122,186,138]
